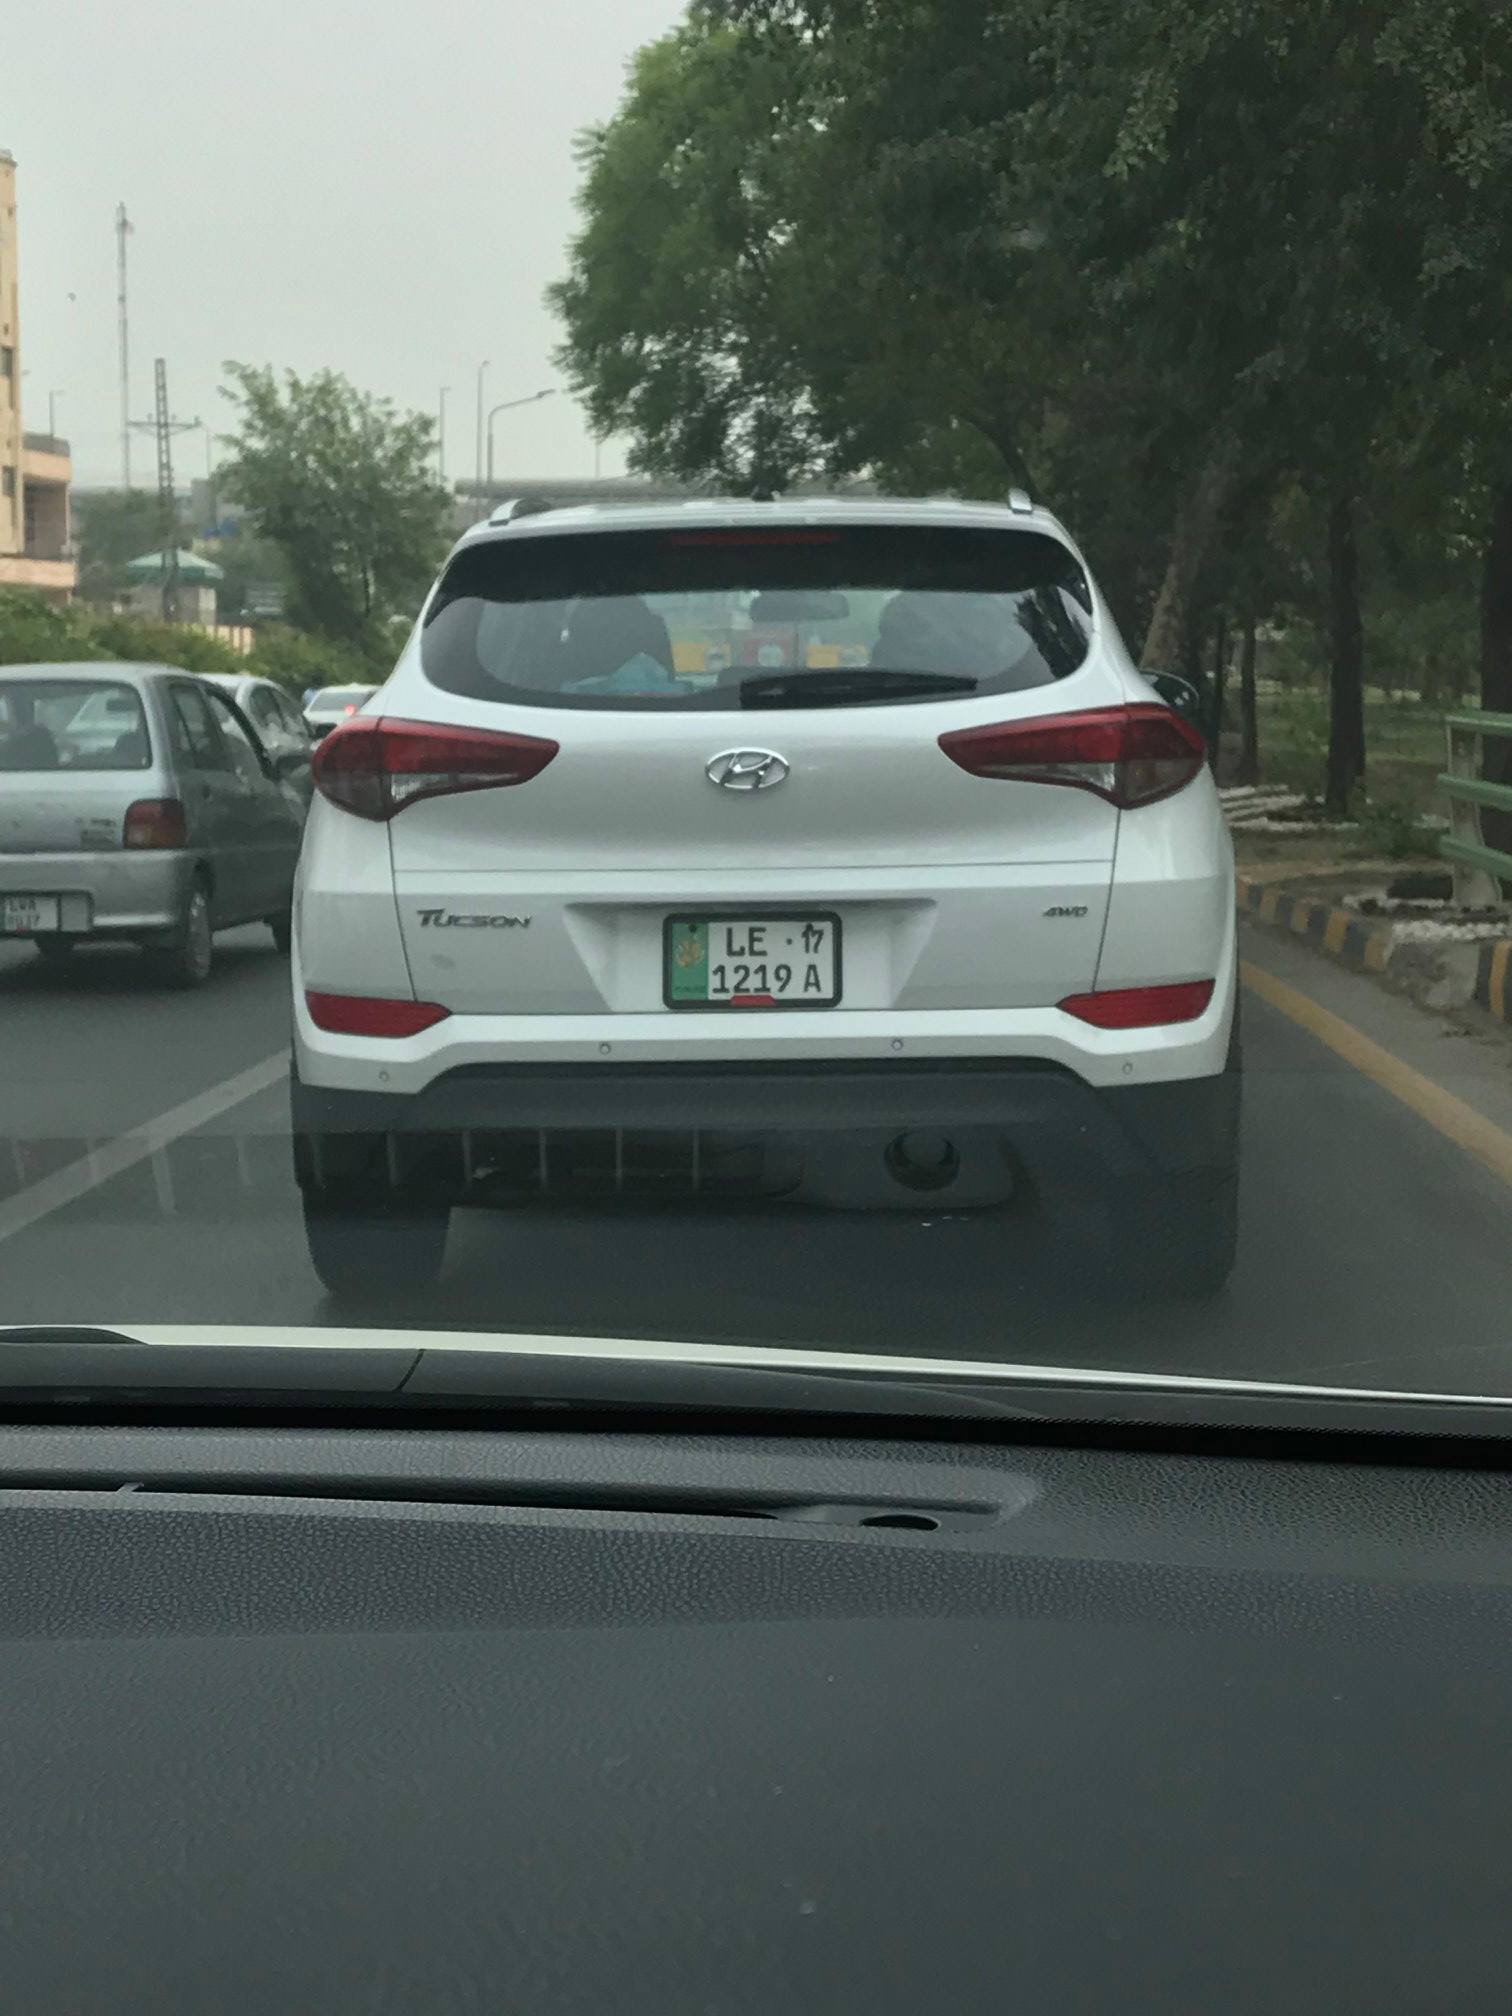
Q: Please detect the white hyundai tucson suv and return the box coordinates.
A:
[291,496,1238,1300]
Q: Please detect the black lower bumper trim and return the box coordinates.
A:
[292,1059,1238,1188]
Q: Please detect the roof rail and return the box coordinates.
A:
[487,494,558,527]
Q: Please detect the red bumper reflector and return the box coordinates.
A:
[304,991,450,1037]
[1058,981,1215,1029]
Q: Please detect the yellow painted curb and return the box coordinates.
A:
[1490,941,1511,1025]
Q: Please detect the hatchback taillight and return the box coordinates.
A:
[938,705,1205,808]
[123,798,187,849]
[311,716,560,821]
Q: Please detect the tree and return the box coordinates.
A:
[218,364,448,646]
[73,490,168,603]
[572,0,1512,808]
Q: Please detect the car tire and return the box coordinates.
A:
[268,910,293,955]
[146,877,215,989]
[1147,1170,1238,1298]
[33,935,77,966]
[301,1188,451,1300]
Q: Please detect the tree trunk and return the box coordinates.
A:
[1208,614,1229,774]
[1479,478,1512,858]
[1236,612,1260,785]
[1140,439,1239,672]
[1324,492,1366,817]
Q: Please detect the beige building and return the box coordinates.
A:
[0,149,75,602]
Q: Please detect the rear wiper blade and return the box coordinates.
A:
[738,668,979,708]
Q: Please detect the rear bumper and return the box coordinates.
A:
[0,850,195,936]
[292,1055,1240,1209]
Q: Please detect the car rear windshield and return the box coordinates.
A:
[0,679,151,772]
[420,525,1095,711]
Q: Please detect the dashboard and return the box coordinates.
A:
[1,1413,1505,2013]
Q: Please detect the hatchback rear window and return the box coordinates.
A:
[307,687,376,712]
[0,679,151,772]
[420,525,1094,711]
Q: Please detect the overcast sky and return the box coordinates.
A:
[7,0,686,490]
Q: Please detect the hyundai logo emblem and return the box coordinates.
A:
[706,748,789,792]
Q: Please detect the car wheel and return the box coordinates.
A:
[33,935,77,966]
[268,910,293,955]
[147,878,214,989]
[301,1187,451,1299]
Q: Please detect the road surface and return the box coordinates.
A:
[3,915,1511,1395]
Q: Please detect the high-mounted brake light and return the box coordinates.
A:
[665,530,841,547]
[304,991,451,1037]
[122,798,187,849]
[938,705,1205,809]
[1058,981,1215,1029]
[311,716,559,821]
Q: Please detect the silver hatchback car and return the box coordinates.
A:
[0,662,307,986]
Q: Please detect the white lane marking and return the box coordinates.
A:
[0,1052,288,1247]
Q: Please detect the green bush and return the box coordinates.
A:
[1356,795,1439,861]
[86,613,246,675]
[0,589,402,700]
[244,625,383,696]
[0,589,104,665]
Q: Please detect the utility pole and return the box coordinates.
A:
[115,203,133,489]
[128,359,200,622]
[475,359,489,490]
[438,386,449,482]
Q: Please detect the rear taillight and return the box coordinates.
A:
[311,716,559,821]
[304,991,451,1037]
[1058,981,1214,1029]
[939,705,1205,809]
[122,798,187,849]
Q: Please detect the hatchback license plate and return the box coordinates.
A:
[2,895,60,934]
[665,913,841,1009]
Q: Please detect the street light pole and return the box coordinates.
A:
[486,388,557,488]
[474,361,489,489]
[438,386,450,482]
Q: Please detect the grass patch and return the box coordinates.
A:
[1242,682,1445,814]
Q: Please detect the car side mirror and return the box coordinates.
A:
[1146,671,1205,728]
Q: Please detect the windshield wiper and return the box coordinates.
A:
[738,668,979,708]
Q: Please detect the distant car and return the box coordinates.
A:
[201,671,316,803]
[0,661,306,985]
[303,685,379,741]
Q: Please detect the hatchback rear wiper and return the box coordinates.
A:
[738,668,980,708]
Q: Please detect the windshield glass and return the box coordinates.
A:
[422,526,1092,708]
[4,0,1512,1427]
[0,679,150,771]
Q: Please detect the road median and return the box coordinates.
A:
[1237,869,1512,1029]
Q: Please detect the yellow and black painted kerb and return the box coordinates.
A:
[1237,873,1512,1028]
[1475,939,1512,1026]
[1235,874,1395,974]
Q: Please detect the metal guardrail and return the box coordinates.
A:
[1440,713,1512,903]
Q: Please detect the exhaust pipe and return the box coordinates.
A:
[884,1131,961,1195]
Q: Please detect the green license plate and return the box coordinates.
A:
[664,913,842,1010]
